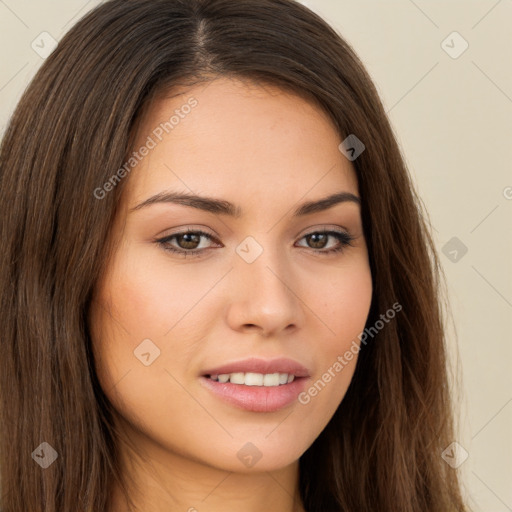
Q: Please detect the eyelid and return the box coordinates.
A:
[156,224,219,239]
[296,223,351,238]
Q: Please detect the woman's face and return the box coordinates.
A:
[90,77,372,475]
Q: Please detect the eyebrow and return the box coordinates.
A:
[130,190,360,217]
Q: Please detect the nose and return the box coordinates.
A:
[225,246,305,337]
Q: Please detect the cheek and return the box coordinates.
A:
[303,259,372,407]
[318,258,373,342]
[89,247,222,393]
[101,248,216,337]
[89,258,204,447]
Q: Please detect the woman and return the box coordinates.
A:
[0,0,468,510]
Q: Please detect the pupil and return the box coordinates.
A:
[179,233,200,249]
[309,233,327,248]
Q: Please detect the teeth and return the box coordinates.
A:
[208,372,295,386]
[263,373,279,386]
[229,372,246,385]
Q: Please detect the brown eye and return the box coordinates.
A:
[296,230,355,254]
[156,229,220,257]
[175,233,201,250]
[305,233,329,249]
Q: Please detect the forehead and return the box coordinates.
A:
[123,77,359,207]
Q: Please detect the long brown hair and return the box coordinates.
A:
[0,0,467,510]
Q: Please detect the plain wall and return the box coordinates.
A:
[0,1,511,510]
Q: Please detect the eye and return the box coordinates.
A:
[295,229,355,255]
[156,229,220,258]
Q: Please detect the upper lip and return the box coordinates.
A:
[201,357,310,378]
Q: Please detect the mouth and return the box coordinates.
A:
[199,358,311,412]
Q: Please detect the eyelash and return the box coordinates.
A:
[155,228,355,258]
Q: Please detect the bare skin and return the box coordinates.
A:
[90,77,373,512]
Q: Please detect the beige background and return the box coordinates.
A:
[1,1,511,510]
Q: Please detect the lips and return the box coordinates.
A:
[201,357,310,378]
[199,357,311,412]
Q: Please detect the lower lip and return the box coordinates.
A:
[199,376,309,413]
